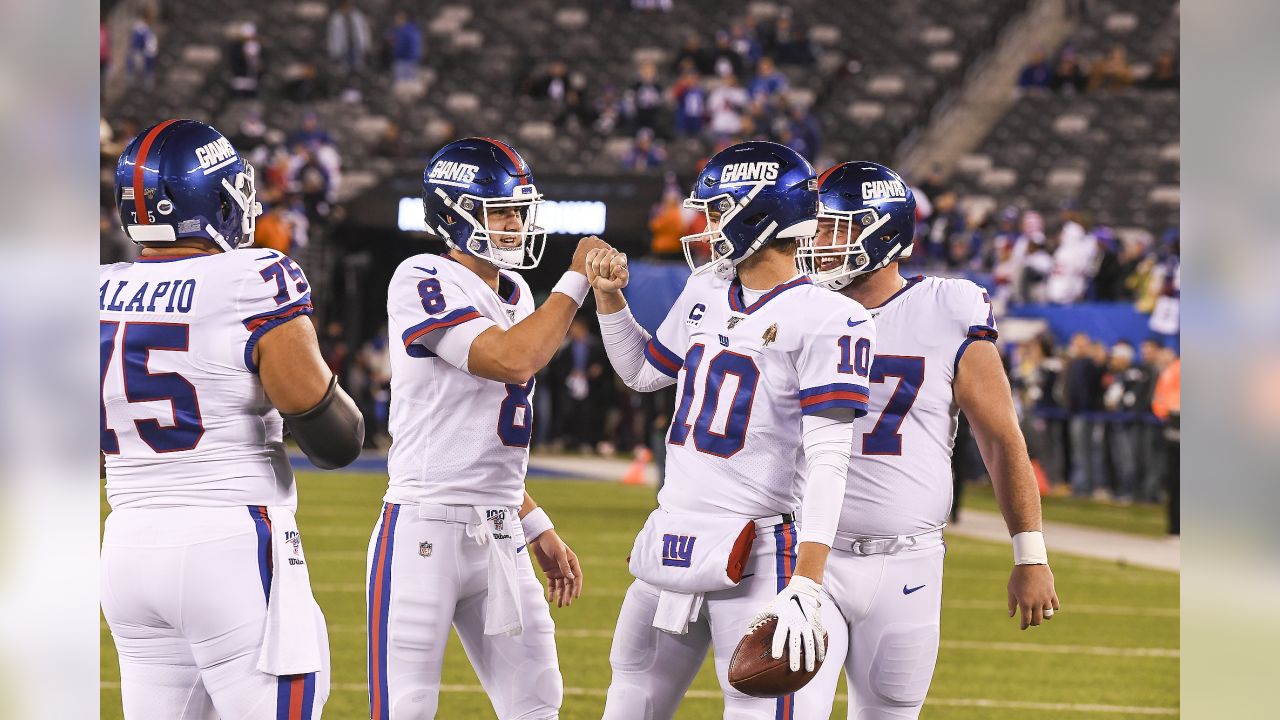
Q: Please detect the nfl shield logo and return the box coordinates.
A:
[419,541,433,557]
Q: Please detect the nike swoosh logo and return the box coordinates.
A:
[847,318,867,327]
[515,544,526,554]
[903,584,926,595]
[415,266,437,275]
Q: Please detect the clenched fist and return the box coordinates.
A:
[570,236,612,275]
[585,247,630,293]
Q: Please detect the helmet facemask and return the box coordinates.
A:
[797,203,898,290]
[208,162,262,251]
[680,181,777,278]
[432,184,546,269]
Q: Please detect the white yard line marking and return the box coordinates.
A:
[99,681,1177,714]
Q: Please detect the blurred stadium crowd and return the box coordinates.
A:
[99,0,1179,526]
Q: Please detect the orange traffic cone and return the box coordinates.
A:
[622,447,652,485]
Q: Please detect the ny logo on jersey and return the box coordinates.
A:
[486,509,506,532]
[661,534,697,568]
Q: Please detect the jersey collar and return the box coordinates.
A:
[867,275,924,310]
[727,275,811,315]
[440,252,520,305]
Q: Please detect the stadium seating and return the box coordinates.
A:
[949,0,1179,233]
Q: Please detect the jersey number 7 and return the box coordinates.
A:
[862,355,924,456]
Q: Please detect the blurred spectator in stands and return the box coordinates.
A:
[915,165,945,202]
[1144,51,1179,90]
[1136,339,1168,503]
[1064,333,1105,497]
[288,112,334,149]
[1089,46,1134,92]
[551,316,610,453]
[127,10,158,90]
[283,62,328,102]
[1102,340,1142,502]
[1089,225,1130,301]
[319,320,351,382]
[526,60,571,102]
[631,0,673,10]
[622,128,666,171]
[710,31,745,79]
[1151,350,1180,534]
[1017,49,1053,91]
[592,83,624,135]
[101,23,111,89]
[253,203,297,254]
[387,10,423,84]
[227,22,265,99]
[231,111,273,169]
[1046,202,1094,304]
[627,61,665,133]
[729,19,762,71]
[1049,48,1087,94]
[648,174,688,259]
[373,121,410,160]
[292,147,332,223]
[1013,334,1067,486]
[748,56,788,99]
[672,35,714,76]
[558,87,598,131]
[784,102,821,162]
[357,331,392,448]
[1020,210,1054,304]
[923,191,965,266]
[1146,229,1180,345]
[328,0,372,82]
[671,60,708,136]
[708,73,750,139]
[772,14,816,67]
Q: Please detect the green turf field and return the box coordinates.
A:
[102,473,1179,719]
[960,482,1171,538]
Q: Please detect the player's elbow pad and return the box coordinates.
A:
[282,376,365,470]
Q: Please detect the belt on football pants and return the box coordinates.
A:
[753,512,796,529]
[414,503,517,524]
[832,523,946,556]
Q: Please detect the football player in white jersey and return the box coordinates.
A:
[370,138,607,720]
[100,120,365,719]
[793,161,1062,718]
[587,141,876,720]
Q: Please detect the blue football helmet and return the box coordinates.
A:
[114,119,261,252]
[797,161,916,290]
[680,141,817,277]
[422,137,546,269]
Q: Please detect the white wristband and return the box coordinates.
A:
[520,507,554,542]
[1012,531,1049,565]
[551,271,590,307]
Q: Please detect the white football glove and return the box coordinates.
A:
[747,575,825,672]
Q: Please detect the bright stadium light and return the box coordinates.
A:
[399,197,606,235]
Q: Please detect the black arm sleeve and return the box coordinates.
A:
[282,375,365,470]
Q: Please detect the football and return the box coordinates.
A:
[727,616,828,698]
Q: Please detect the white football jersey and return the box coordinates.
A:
[100,249,314,509]
[648,272,875,520]
[385,254,535,508]
[840,275,998,535]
